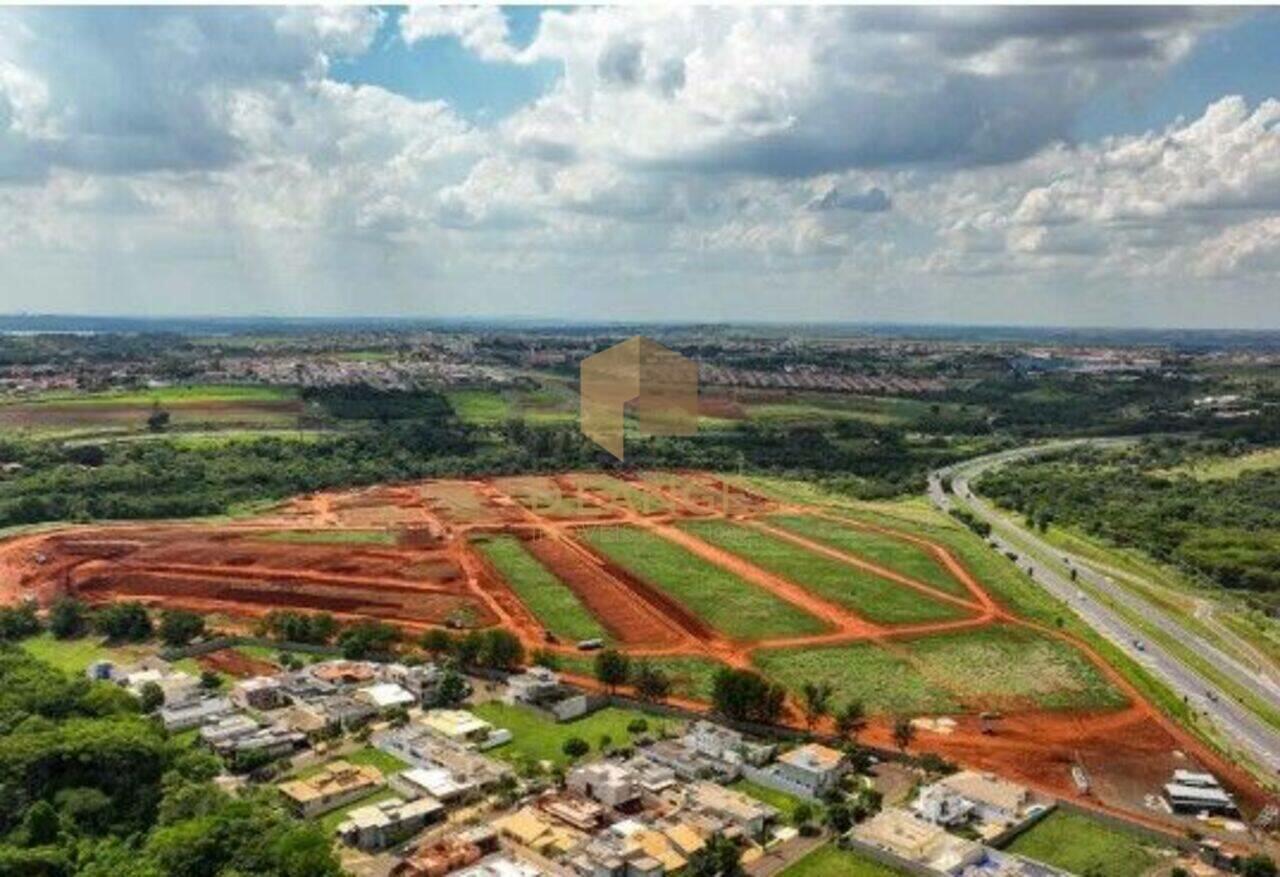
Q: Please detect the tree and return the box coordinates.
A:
[21,800,60,846]
[434,668,469,707]
[48,597,88,639]
[531,648,560,670]
[562,737,589,760]
[633,661,671,702]
[158,610,205,648]
[801,681,833,731]
[146,403,170,433]
[627,718,649,735]
[454,631,485,667]
[420,628,454,657]
[594,649,631,694]
[1242,855,1278,877]
[824,800,853,834]
[892,716,915,752]
[338,620,398,660]
[835,700,865,742]
[138,681,165,713]
[791,802,814,832]
[686,833,744,877]
[711,668,786,724]
[94,602,152,642]
[598,734,613,752]
[198,670,221,691]
[0,600,41,641]
[481,629,524,669]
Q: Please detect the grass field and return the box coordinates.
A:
[580,525,829,640]
[446,389,512,425]
[904,625,1128,711]
[730,778,814,822]
[678,519,966,625]
[768,514,968,598]
[14,383,296,406]
[472,702,670,768]
[288,745,409,781]
[255,529,397,546]
[779,843,909,877]
[1004,810,1163,877]
[473,534,609,644]
[754,642,959,716]
[446,385,578,427]
[21,633,160,674]
[1159,447,1280,480]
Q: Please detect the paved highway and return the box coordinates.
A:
[929,443,1280,778]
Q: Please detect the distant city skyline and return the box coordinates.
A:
[1,6,1279,328]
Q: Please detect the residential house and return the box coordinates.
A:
[767,743,848,798]
[568,762,642,810]
[159,696,234,732]
[279,760,383,818]
[231,676,287,711]
[336,795,444,850]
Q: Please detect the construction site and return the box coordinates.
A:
[0,469,1270,831]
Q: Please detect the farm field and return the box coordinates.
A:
[1003,809,1164,877]
[579,524,830,640]
[677,519,968,624]
[767,514,969,598]
[472,534,609,644]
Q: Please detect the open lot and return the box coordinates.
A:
[779,843,909,877]
[579,524,830,641]
[1003,809,1164,877]
[472,534,609,644]
[678,519,968,625]
[472,702,668,769]
[767,514,969,598]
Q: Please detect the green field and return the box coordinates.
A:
[446,385,578,427]
[904,625,1128,711]
[678,519,966,625]
[289,745,408,781]
[754,642,959,716]
[1004,810,1164,877]
[473,534,609,643]
[20,633,160,674]
[730,778,815,822]
[255,529,397,546]
[779,843,909,877]
[13,383,296,407]
[580,526,829,640]
[472,702,670,768]
[1160,447,1280,480]
[768,514,968,598]
[446,389,512,425]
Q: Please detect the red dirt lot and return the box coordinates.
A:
[198,647,279,679]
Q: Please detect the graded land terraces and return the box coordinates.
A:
[0,469,1268,826]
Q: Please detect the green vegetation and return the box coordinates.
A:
[779,843,909,877]
[729,779,813,823]
[678,519,966,624]
[18,633,155,674]
[754,642,957,715]
[1004,809,1163,877]
[255,529,397,546]
[979,440,1280,605]
[473,534,609,643]
[11,383,295,407]
[768,514,968,597]
[0,647,342,876]
[445,390,512,425]
[580,525,829,640]
[472,702,667,768]
[1160,446,1280,480]
[904,625,1127,711]
[556,653,726,701]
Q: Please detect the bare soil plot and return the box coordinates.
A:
[419,480,513,524]
[471,534,609,644]
[564,473,675,516]
[491,475,613,519]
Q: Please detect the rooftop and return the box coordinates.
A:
[279,760,382,804]
[778,743,844,772]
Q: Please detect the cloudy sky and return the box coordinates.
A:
[1,6,1279,328]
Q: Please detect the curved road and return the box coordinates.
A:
[930,442,1280,779]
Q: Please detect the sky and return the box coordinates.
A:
[1,6,1279,328]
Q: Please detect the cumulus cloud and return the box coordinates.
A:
[400,6,518,62]
[0,6,1277,325]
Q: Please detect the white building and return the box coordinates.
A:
[567,762,642,809]
[336,796,444,850]
[359,682,417,712]
[504,666,560,705]
[772,743,847,797]
[917,771,1033,828]
[159,696,235,732]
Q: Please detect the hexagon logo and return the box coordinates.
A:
[580,336,698,460]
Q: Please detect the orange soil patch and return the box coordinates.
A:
[521,532,692,649]
[199,647,279,679]
[698,396,746,420]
